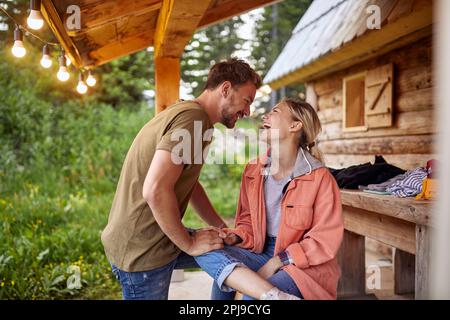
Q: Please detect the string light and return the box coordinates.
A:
[27,0,44,30]
[65,55,72,66]
[40,44,52,68]
[57,53,70,82]
[76,72,88,94]
[11,25,26,58]
[86,70,96,87]
[1,6,98,95]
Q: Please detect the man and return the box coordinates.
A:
[101,58,262,300]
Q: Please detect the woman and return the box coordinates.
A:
[195,98,344,300]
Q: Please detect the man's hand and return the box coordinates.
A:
[257,256,283,279]
[186,227,224,256]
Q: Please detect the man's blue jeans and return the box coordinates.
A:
[110,252,199,300]
[195,236,303,300]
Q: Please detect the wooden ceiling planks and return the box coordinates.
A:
[41,0,280,68]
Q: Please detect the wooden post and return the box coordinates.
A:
[394,249,415,295]
[305,83,318,111]
[154,56,180,113]
[337,230,366,298]
[415,224,430,299]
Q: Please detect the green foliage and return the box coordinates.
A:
[181,16,245,97]
[251,0,313,75]
[250,0,313,101]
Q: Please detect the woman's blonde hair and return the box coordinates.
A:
[282,98,324,163]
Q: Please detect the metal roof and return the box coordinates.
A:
[263,0,430,86]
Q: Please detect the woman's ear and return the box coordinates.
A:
[289,121,303,133]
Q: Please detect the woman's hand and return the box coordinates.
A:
[257,256,283,279]
[222,232,242,246]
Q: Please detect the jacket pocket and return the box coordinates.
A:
[284,205,314,230]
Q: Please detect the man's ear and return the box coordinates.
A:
[289,121,303,133]
[221,81,232,98]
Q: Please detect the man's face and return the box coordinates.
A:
[219,81,257,129]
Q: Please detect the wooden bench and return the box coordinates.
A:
[337,190,434,299]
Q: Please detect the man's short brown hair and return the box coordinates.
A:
[204,58,262,91]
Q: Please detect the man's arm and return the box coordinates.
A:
[190,181,228,228]
[143,150,224,256]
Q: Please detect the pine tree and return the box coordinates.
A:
[181,16,245,98]
[251,0,312,104]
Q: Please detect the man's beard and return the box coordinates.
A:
[221,109,236,128]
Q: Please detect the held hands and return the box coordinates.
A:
[257,256,283,279]
[185,226,225,256]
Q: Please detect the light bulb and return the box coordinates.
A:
[40,45,52,68]
[57,66,70,81]
[40,55,52,68]
[12,40,26,58]
[12,26,26,58]
[77,81,88,94]
[76,73,88,94]
[65,55,72,66]
[27,9,44,30]
[86,72,96,87]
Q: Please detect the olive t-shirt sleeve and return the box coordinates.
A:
[156,109,212,165]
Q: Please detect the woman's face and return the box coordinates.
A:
[260,102,302,144]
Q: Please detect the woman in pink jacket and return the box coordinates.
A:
[194,98,344,300]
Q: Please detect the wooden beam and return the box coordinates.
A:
[394,249,415,295]
[155,56,180,113]
[342,205,416,254]
[198,0,281,29]
[41,0,83,68]
[415,224,431,299]
[154,0,212,58]
[337,230,366,298]
[89,29,155,67]
[319,135,434,155]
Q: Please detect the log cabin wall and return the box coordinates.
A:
[313,35,434,170]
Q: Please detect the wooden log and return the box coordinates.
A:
[415,224,431,299]
[318,135,434,155]
[324,153,437,171]
[154,0,212,58]
[314,76,342,96]
[394,249,416,295]
[396,65,433,93]
[318,106,342,124]
[337,230,366,298]
[155,56,180,113]
[317,89,342,110]
[320,110,435,141]
[340,190,432,227]
[342,205,416,255]
[397,87,433,113]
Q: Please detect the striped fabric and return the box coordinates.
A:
[386,167,428,198]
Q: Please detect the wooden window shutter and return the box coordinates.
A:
[365,63,393,128]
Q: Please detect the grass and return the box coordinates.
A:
[0,108,257,299]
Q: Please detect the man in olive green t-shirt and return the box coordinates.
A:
[101,58,261,299]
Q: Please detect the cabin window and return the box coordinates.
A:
[343,72,367,131]
[342,63,393,131]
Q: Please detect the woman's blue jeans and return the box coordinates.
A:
[194,236,303,300]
